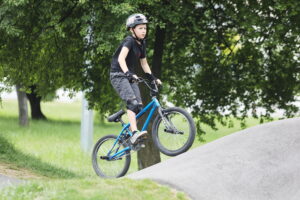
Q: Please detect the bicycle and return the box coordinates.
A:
[92,78,196,178]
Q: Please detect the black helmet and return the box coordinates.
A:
[126,14,148,30]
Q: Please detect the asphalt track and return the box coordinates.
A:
[129,117,300,200]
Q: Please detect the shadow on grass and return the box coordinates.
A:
[0,135,78,179]
[0,115,80,125]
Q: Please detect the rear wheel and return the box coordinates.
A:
[152,107,196,156]
[92,135,131,178]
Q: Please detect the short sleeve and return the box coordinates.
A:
[123,37,134,50]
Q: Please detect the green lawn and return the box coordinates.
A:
[0,99,262,199]
[0,178,187,200]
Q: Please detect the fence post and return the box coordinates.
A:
[80,95,93,152]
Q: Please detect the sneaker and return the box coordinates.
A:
[130,130,147,144]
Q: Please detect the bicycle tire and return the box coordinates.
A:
[152,107,196,156]
[92,134,131,178]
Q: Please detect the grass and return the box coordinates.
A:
[0,135,76,178]
[0,100,123,178]
[0,178,188,200]
[0,99,263,199]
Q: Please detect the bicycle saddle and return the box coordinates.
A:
[108,109,126,122]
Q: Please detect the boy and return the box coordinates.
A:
[110,13,161,144]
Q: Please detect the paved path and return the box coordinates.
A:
[0,174,24,190]
[129,117,300,200]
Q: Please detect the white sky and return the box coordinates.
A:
[1,88,83,103]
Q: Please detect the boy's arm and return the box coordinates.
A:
[118,47,130,73]
[140,58,162,84]
[140,58,151,73]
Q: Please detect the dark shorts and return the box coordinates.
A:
[110,72,142,104]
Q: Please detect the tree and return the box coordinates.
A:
[159,0,300,132]
[16,85,29,126]
[1,0,299,170]
[0,0,86,119]
[26,85,46,120]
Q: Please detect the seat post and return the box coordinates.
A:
[120,118,125,125]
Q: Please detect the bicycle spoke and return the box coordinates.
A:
[93,136,130,178]
[157,112,191,151]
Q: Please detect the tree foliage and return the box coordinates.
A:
[160,0,300,132]
[0,0,85,97]
[1,0,299,134]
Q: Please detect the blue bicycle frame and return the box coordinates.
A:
[107,97,161,160]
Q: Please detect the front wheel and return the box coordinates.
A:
[92,135,131,178]
[152,107,196,156]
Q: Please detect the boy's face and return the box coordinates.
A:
[131,24,147,39]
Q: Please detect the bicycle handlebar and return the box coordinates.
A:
[136,77,159,95]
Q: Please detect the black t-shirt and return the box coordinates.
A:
[111,35,146,73]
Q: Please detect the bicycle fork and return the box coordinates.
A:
[158,107,184,135]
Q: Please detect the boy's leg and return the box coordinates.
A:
[131,82,143,111]
[126,98,139,131]
[127,109,138,131]
[127,102,147,144]
[126,98,147,144]
[110,73,141,132]
[129,82,147,144]
[128,82,143,131]
[110,73,146,144]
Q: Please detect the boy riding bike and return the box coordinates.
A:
[110,13,162,145]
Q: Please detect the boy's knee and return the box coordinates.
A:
[126,98,141,114]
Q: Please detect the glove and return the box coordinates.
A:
[125,71,138,83]
[145,73,157,83]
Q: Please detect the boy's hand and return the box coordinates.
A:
[133,74,139,80]
[145,73,162,85]
[125,71,138,83]
[156,79,162,85]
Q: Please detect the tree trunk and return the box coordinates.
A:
[16,85,29,126]
[152,25,165,79]
[137,25,166,170]
[26,85,47,120]
[137,82,161,170]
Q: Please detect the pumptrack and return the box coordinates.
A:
[129,117,300,200]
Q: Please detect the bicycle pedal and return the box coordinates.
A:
[100,156,109,160]
[143,134,148,138]
[137,137,147,143]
